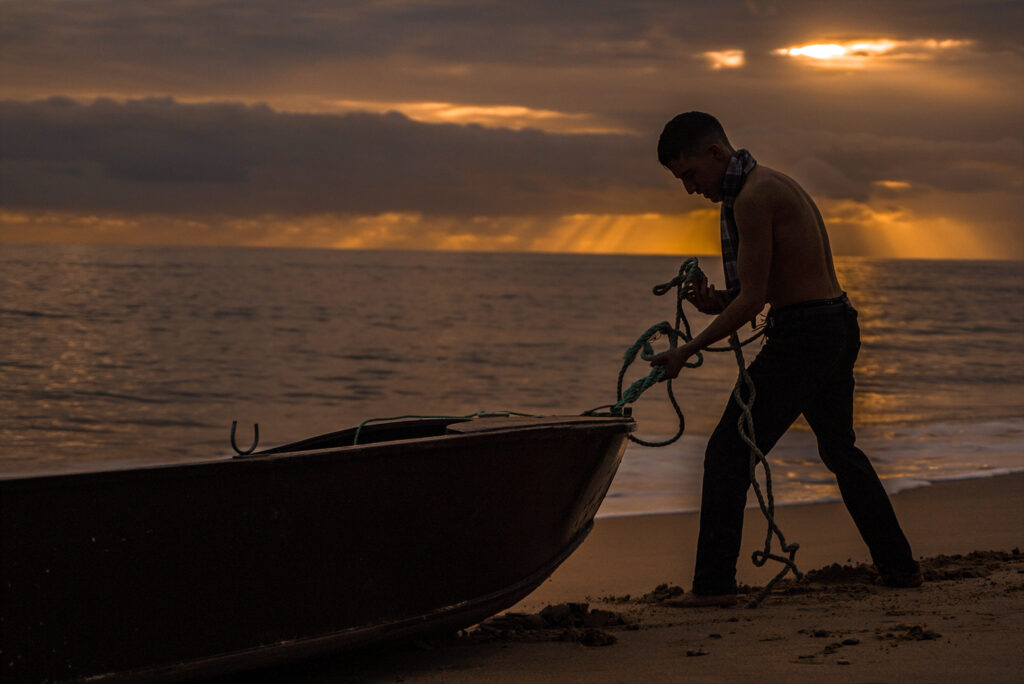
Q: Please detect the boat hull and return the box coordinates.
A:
[1,415,632,682]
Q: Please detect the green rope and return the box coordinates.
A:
[588,257,798,607]
[585,256,763,445]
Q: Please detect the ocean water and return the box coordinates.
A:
[2,243,1022,516]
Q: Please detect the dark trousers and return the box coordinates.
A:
[692,296,918,595]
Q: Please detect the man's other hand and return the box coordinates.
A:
[687,273,723,314]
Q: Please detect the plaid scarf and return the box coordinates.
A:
[720,148,757,299]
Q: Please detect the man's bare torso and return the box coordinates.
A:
[738,165,843,309]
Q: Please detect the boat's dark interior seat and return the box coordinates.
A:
[250,418,468,455]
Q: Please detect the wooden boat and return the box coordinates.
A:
[0,413,633,682]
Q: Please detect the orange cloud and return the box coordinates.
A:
[527,212,720,255]
[702,50,746,70]
[3,205,1014,260]
[773,38,972,69]
[325,211,722,255]
[820,199,996,259]
[318,99,630,134]
[0,210,722,256]
[873,180,912,190]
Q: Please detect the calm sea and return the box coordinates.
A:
[2,244,1022,516]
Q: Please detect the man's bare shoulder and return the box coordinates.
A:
[736,165,807,212]
[732,166,777,216]
[740,165,797,195]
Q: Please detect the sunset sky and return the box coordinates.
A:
[1,0,1021,258]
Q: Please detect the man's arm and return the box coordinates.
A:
[652,188,773,378]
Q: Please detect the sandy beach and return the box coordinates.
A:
[225,473,1024,683]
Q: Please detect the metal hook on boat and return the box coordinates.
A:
[231,421,259,456]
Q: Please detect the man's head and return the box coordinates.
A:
[657,112,735,203]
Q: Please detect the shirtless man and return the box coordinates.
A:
[651,112,920,606]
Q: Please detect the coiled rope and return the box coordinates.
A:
[586,257,800,607]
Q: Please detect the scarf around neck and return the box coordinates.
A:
[720,148,757,298]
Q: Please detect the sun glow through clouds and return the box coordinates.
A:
[703,50,746,69]
[324,99,628,133]
[774,38,972,68]
[874,180,912,190]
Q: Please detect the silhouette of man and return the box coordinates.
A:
[651,112,921,606]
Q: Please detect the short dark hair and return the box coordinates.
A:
[657,112,732,167]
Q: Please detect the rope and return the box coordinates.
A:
[726,331,802,607]
[587,257,799,607]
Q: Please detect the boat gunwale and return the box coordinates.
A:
[0,415,635,486]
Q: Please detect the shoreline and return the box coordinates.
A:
[521,471,1024,609]
[595,466,1024,520]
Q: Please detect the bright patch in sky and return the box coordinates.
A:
[774,38,971,67]
[327,99,627,134]
[703,50,746,69]
[874,180,912,190]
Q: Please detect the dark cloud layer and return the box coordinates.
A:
[6,1,1017,65]
[4,1,1020,127]
[0,97,668,216]
[3,97,1018,222]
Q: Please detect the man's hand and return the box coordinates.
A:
[651,344,696,380]
[687,273,724,314]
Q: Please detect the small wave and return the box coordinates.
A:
[77,390,170,404]
[335,352,397,362]
[882,467,1024,497]
[162,389,237,400]
[281,390,384,401]
[0,361,46,370]
[0,307,72,319]
[21,389,170,404]
[211,308,258,319]
[358,367,398,377]
[19,423,117,434]
[597,470,1024,519]
[110,417,218,428]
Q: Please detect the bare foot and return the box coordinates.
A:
[662,592,738,608]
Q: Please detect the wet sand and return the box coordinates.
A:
[235,473,1024,683]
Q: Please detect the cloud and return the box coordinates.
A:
[702,50,746,70]
[1,2,1019,152]
[2,95,1021,259]
[0,208,725,256]
[744,0,779,18]
[319,99,628,134]
[772,38,974,69]
[746,127,1021,204]
[819,198,1008,260]
[0,97,671,217]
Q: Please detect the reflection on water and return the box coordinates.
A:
[1,245,1022,515]
[838,258,1024,428]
